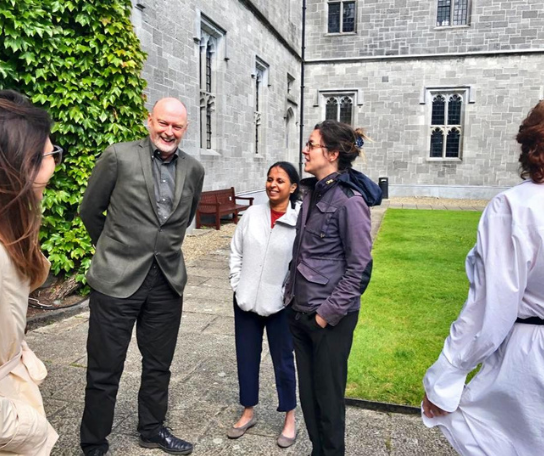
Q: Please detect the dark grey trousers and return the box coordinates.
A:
[80,263,182,454]
[288,307,358,456]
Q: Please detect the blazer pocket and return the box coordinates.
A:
[297,261,329,285]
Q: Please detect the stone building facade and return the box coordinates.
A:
[132,1,544,199]
[131,0,302,198]
[304,0,544,198]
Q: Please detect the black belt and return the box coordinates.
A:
[516,317,544,325]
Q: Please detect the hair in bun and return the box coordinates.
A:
[517,101,544,183]
[314,120,369,170]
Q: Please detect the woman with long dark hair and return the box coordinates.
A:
[284,120,381,456]
[228,162,300,448]
[0,90,61,454]
[422,101,544,455]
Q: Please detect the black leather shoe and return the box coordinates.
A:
[139,427,193,455]
[85,449,107,456]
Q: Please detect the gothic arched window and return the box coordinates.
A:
[339,97,353,125]
[324,95,354,125]
[429,91,464,159]
[326,98,338,121]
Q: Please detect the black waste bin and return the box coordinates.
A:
[378,177,389,199]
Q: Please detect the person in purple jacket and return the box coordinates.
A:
[284,120,381,456]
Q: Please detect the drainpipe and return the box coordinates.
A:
[298,0,306,177]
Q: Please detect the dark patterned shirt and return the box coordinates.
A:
[151,144,179,225]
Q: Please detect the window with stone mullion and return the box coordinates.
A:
[436,0,469,27]
[205,43,213,149]
[429,93,463,158]
[255,73,261,154]
[328,1,356,34]
[325,95,354,125]
[199,32,216,150]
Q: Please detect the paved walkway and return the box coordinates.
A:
[30,204,462,455]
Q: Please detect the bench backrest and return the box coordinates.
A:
[199,187,236,208]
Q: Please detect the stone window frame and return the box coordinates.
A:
[253,57,269,156]
[194,13,226,156]
[326,0,357,35]
[435,0,471,29]
[421,86,475,161]
[314,89,363,126]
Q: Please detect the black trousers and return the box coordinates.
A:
[287,307,358,456]
[80,263,182,454]
[233,297,296,412]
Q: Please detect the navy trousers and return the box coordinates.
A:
[233,296,296,412]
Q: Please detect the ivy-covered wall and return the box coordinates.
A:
[0,0,148,284]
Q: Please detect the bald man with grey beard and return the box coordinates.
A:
[80,98,204,456]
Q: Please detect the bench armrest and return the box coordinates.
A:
[235,196,254,206]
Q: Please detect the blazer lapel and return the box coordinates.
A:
[138,137,160,220]
[169,151,188,217]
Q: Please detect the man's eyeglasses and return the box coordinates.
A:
[43,145,63,166]
[305,141,328,151]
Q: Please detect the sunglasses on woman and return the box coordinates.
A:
[43,145,63,166]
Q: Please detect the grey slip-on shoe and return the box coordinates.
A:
[226,416,257,439]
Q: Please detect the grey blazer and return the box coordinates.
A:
[80,136,205,298]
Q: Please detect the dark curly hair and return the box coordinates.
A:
[517,101,544,183]
[314,120,368,171]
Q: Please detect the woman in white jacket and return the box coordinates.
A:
[228,162,300,448]
[422,101,544,455]
[0,90,61,454]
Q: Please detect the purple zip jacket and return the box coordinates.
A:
[284,169,379,326]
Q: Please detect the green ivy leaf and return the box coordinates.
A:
[1,0,148,292]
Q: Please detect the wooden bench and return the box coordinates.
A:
[195,187,254,230]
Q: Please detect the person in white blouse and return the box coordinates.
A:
[422,100,544,455]
[228,162,300,448]
[0,90,62,454]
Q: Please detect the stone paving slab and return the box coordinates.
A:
[31,206,458,455]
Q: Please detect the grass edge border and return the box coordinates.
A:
[345,397,421,415]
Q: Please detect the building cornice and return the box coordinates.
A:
[305,48,544,65]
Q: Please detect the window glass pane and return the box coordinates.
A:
[453,0,468,25]
[448,94,462,125]
[431,95,446,125]
[255,72,261,154]
[206,43,212,93]
[255,73,260,111]
[446,128,461,157]
[206,101,212,149]
[339,96,353,125]
[343,2,356,33]
[430,128,444,158]
[328,3,341,33]
[437,0,452,26]
[326,97,338,120]
[200,105,206,149]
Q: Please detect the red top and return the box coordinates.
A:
[270,208,286,228]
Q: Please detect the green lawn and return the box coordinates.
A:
[347,209,482,406]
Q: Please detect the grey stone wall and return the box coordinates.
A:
[131,0,302,194]
[303,0,544,198]
[306,0,544,60]
[304,53,544,194]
